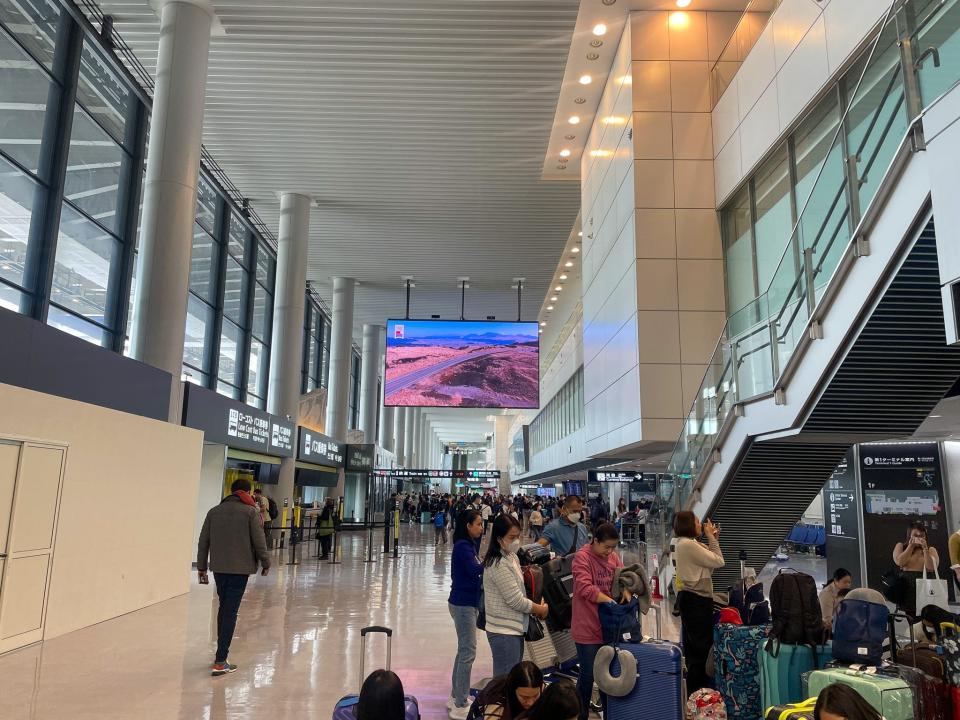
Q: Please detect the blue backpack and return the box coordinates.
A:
[832,598,889,665]
[434,512,446,528]
[729,579,771,626]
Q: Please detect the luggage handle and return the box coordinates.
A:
[359,625,393,693]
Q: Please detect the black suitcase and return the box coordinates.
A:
[542,554,575,630]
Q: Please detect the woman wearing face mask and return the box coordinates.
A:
[818,568,853,635]
[483,514,550,677]
[571,522,625,720]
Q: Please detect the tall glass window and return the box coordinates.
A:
[529,368,585,456]
[723,187,755,315]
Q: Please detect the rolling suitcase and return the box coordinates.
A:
[713,623,768,720]
[760,641,832,709]
[805,667,913,720]
[763,698,817,719]
[420,511,430,524]
[333,626,420,720]
[605,640,685,720]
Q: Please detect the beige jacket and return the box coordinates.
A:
[674,536,724,598]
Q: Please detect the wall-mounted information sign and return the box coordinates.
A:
[182,383,294,457]
[823,449,863,586]
[297,428,345,467]
[858,442,949,592]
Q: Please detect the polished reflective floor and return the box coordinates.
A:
[0,520,823,720]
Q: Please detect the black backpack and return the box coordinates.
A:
[729,578,771,626]
[766,569,825,656]
[267,497,279,521]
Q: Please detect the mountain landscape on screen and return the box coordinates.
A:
[384,320,539,408]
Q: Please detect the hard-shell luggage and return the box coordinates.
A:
[420,511,430,524]
[523,631,559,670]
[760,641,832,709]
[713,623,768,720]
[805,667,913,720]
[940,622,960,685]
[605,640,685,720]
[333,626,420,720]
[893,663,950,718]
[763,698,817,720]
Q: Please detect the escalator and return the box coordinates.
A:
[647,0,960,585]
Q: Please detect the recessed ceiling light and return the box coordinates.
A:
[555,286,563,292]
[540,322,546,327]
[574,97,586,104]
[676,0,691,6]
[547,305,554,311]
[593,23,607,36]
[568,116,580,125]
[550,296,558,302]
[558,157,569,164]
[572,247,580,253]
[577,231,583,237]
[565,261,574,267]
[603,115,626,125]
[579,74,592,85]
[590,149,613,158]
[538,329,543,334]
[559,274,568,280]
[556,165,567,170]
[587,52,600,61]
[619,75,633,85]
[559,149,571,157]
[590,39,603,48]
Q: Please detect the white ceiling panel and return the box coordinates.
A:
[92,0,584,339]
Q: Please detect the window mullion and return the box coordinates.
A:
[23,14,82,323]
[112,97,148,351]
[208,199,230,389]
[239,233,256,402]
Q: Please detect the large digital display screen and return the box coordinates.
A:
[384,319,539,408]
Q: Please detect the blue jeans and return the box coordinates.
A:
[576,642,604,720]
[449,603,478,707]
[487,632,524,678]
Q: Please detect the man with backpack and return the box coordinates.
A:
[435,508,448,545]
[253,488,278,547]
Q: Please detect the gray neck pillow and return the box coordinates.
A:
[593,645,637,697]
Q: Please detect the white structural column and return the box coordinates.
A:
[131,1,212,420]
[394,406,407,465]
[324,277,356,441]
[419,414,429,469]
[358,324,382,443]
[266,192,311,506]
[379,406,395,452]
[403,408,415,468]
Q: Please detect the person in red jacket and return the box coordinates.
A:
[571,522,625,720]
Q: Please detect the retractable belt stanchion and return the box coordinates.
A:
[279,505,288,550]
[392,505,400,558]
[328,496,344,565]
[286,505,302,566]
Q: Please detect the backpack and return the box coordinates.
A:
[434,512,446,528]
[765,569,825,657]
[729,579,771,626]
[832,598,889,665]
[541,554,575,630]
[523,565,544,603]
[267,497,279,521]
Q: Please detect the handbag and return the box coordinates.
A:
[881,566,906,605]
[525,615,545,642]
[916,564,950,615]
[476,586,486,631]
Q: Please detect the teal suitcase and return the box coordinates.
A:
[805,668,913,720]
[760,642,832,709]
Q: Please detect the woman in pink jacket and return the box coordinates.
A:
[571,522,624,720]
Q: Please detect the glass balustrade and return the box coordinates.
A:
[652,0,960,538]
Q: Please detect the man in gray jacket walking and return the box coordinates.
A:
[197,478,271,676]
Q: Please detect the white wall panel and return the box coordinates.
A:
[776,16,829,132]
[739,81,781,174]
[771,0,821,70]
[715,130,743,203]
[736,22,777,118]
[824,0,890,73]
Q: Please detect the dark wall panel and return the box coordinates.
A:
[0,307,172,421]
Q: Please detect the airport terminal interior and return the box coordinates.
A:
[5,0,960,718]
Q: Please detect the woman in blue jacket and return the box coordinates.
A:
[448,509,485,719]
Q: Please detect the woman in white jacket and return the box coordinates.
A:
[483,514,549,677]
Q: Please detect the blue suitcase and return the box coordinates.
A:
[606,640,685,720]
[333,626,420,720]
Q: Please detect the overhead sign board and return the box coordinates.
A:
[590,470,640,482]
[297,428,345,467]
[453,469,501,480]
[182,383,294,457]
[346,444,375,472]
